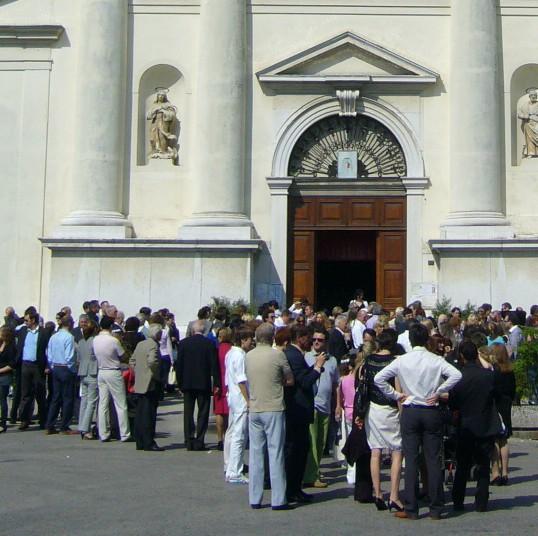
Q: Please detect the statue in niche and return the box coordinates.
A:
[147,87,179,162]
[518,88,538,158]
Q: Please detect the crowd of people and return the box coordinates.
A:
[0,291,534,519]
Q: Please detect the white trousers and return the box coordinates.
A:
[97,369,130,441]
[224,409,248,480]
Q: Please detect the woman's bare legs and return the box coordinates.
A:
[389,450,403,506]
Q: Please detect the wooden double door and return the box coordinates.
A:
[289,196,407,311]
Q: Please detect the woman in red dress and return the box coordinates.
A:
[214,327,232,450]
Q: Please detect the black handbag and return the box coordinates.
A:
[353,360,370,420]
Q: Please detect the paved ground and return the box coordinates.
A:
[1,396,537,536]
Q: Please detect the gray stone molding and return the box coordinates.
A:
[429,238,538,254]
[257,31,439,86]
[40,238,262,253]
[271,96,425,178]
[0,25,64,46]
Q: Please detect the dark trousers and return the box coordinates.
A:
[46,367,76,430]
[354,452,374,503]
[183,389,210,449]
[134,390,159,449]
[401,406,445,516]
[0,383,10,426]
[284,416,310,496]
[452,433,494,510]
[9,366,22,421]
[19,363,47,426]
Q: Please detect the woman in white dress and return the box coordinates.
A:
[362,329,403,512]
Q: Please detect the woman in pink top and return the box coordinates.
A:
[336,359,359,484]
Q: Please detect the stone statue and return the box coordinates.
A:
[518,88,538,158]
[147,88,179,162]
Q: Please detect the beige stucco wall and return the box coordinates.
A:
[2,1,538,316]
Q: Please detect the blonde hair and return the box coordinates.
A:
[478,345,497,366]
[217,327,233,343]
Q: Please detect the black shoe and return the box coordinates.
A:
[490,476,502,486]
[375,497,388,511]
[272,504,295,511]
[18,422,30,431]
[9,418,17,425]
[453,504,465,512]
[287,492,313,504]
[250,504,262,510]
[430,512,442,520]
[475,505,488,512]
[388,501,404,512]
[0,425,6,433]
[217,440,224,451]
[501,476,509,486]
[143,445,165,452]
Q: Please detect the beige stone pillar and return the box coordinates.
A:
[179,0,253,239]
[58,0,131,238]
[443,0,513,239]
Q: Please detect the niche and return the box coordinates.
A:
[510,64,538,166]
[137,64,183,166]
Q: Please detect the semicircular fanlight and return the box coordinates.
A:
[288,115,407,178]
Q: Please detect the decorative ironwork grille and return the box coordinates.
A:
[288,115,407,178]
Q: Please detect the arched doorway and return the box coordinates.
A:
[287,114,407,311]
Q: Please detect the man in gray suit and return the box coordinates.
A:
[130,324,164,452]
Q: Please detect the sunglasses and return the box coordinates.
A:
[312,337,326,342]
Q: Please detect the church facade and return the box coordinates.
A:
[2,0,538,322]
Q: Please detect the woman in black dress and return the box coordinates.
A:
[491,344,516,485]
[0,327,17,432]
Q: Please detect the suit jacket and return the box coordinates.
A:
[328,328,350,361]
[16,325,53,373]
[175,334,219,393]
[77,336,98,377]
[130,338,160,394]
[284,344,320,424]
[449,362,503,438]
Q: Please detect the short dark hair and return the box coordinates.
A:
[459,341,478,361]
[507,311,520,325]
[24,306,38,316]
[377,328,397,351]
[197,306,211,320]
[124,316,141,332]
[82,301,91,311]
[25,311,39,324]
[311,327,329,341]
[234,327,254,346]
[290,324,309,342]
[409,323,429,347]
[139,306,151,316]
[99,316,114,330]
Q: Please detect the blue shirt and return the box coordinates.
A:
[47,329,76,372]
[305,351,339,414]
[22,328,39,362]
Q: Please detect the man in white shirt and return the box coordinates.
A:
[93,316,131,442]
[350,309,367,349]
[374,323,462,521]
[223,327,254,483]
[506,312,523,359]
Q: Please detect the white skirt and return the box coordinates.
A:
[365,401,402,451]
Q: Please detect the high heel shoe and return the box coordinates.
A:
[374,497,388,511]
[388,501,404,512]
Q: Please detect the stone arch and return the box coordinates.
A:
[271,95,424,177]
[137,64,184,166]
[510,63,538,166]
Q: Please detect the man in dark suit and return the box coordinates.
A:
[284,324,325,503]
[449,341,503,512]
[17,311,53,430]
[328,314,350,363]
[175,320,220,450]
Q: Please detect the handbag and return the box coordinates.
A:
[353,360,370,420]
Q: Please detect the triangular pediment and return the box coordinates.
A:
[257,32,438,85]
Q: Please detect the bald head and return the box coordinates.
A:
[192,320,205,334]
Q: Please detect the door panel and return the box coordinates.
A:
[291,231,315,303]
[376,231,406,310]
